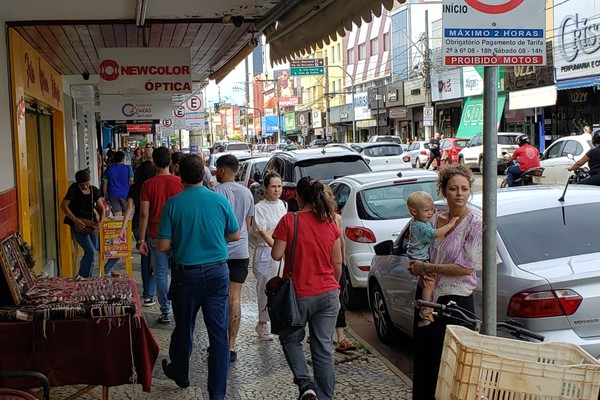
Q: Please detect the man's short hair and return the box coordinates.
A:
[216,154,239,172]
[171,151,182,165]
[179,154,204,184]
[152,146,171,168]
[112,151,125,163]
[75,169,91,183]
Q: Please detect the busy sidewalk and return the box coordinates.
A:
[50,253,413,399]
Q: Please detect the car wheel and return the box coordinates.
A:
[369,281,397,344]
[500,178,508,188]
[343,270,365,311]
[478,158,484,174]
[459,156,465,165]
[415,158,421,169]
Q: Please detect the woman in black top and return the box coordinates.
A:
[569,131,600,186]
[61,169,106,277]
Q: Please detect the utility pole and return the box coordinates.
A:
[423,9,432,141]
[245,57,250,142]
[276,77,281,144]
[376,86,380,136]
[324,56,331,139]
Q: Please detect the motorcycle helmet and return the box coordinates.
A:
[517,134,529,146]
[592,131,600,146]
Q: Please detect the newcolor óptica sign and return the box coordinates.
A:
[98,48,192,95]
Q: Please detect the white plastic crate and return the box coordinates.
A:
[436,325,600,400]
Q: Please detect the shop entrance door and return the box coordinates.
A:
[25,110,58,275]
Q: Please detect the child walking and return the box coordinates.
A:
[406,191,458,326]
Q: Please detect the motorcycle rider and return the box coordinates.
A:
[568,131,600,186]
[506,134,540,187]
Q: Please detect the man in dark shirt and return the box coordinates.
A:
[425,132,442,170]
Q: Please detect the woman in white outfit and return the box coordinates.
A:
[252,172,287,340]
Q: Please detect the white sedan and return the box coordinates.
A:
[351,142,411,171]
[540,133,592,185]
[329,169,439,309]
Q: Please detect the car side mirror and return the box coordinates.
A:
[374,240,394,256]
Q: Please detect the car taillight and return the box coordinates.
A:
[247,179,253,187]
[282,187,296,201]
[345,226,376,243]
[402,155,411,162]
[358,265,370,272]
[507,289,582,318]
[420,150,427,155]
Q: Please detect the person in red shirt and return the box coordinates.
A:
[507,134,540,187]
[272,177,342,400]
[139,147,183,323]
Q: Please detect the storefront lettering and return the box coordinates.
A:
[559,13,600,63]
[465,77,480,90]
[570,92,588,103]
[38,60,49,95]
[51,75,61,104]
[24,52,35,87]
[514,66,535,77]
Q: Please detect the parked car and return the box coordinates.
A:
[236,156,270,190]
[439,137,469,165]
[405,141,430,169]
[223,141,252,157]
[330,169,440,309]
[540,133,592,185]
[351,142,411,171]
[255,148,371,210]
[208,151,255,176]
[325,143,357,152]
[367,135,402,144]
[458,132,521,173]
[368,185,600,360]
[308,139,331,148]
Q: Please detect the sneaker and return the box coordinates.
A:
[335,338,357,353]
[255,322,274,341]
[299,389,317,400]
[158,314,171,324]
[230,350,237,363]
[143,298,156,307]
[161,359,190,388]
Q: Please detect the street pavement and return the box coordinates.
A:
[49,248,413,399]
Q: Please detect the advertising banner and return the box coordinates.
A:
[100,95,174,120]
[442,0,546,66]
[99,218,132,276]
[353,92,371,120]
[431,69,463,101]
[284,112,296,131]
[99,47,192,95]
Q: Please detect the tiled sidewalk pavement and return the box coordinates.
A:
[49,254,413,399]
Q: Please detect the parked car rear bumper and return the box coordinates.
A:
[346,252,374,289]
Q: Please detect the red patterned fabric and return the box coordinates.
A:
[0,388,38,399]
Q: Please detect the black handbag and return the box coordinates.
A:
[266,212,303,335]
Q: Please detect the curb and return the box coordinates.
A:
[346,326,414,387]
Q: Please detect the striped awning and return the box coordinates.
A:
[262,0,397,65]
[556,76,600,90]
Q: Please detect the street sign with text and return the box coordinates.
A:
[442,0,546,66]
[290,59,325,76]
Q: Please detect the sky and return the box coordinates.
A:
[204,61,247,107]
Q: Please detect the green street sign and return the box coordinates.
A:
[290,66,324,76]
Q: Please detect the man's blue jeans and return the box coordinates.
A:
[70,225,98,278]
[133,227,155,300]
[279,290,340,400]
[149,237,171,315]
[507,164,522,187]
[168,262,230,399]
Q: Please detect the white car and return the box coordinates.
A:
[329,169,439,309]
[351,142,411,171]
[540,133,592,185]
[367,135,402,144]
[458,132,521,173]
[405,141,430,169]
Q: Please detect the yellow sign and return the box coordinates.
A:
[9,30,63,111]
[99,218,133,277]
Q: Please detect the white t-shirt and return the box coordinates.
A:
[253,199,287,246]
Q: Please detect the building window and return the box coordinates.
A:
[332,80,336,95]
[358,43,366,60]
[337,43,341,62]
[371,38,379,56]
[383,33,390,51]
[347,48,355,64]
[331,46,335,63]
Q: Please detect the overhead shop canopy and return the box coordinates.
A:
[260,0,396,64]
[456,95,506,140]
[556,76,600,90]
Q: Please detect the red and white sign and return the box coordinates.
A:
[186,95,202,111]
[98,48,192,95]
[127,124,152,133]
[442,0,546,66]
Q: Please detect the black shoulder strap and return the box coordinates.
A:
[288,212,299,273]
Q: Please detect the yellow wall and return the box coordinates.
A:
[8,29,72,277]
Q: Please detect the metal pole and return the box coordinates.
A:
[352,78,356,144]
[276,77,281,144]
[423,10,432,141]
[245,58,250,142]
[324,56,331,140]
[376,86,380,136]
[482,65,498,337]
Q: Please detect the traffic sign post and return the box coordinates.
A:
[423,107,434,127]
[290,59,324,76]
[442,0,546,66]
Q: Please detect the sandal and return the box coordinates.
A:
[335,338,357,353]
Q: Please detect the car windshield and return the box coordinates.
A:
[498,203,600,265]
[295,157,370,183]
[498,136,518,145]
[357,180,440,220]
[363,146,403,157]
[455,139,469,147]
[227,143,250,151]
[376,136,401,143]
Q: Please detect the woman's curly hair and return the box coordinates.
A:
[436,164,474,197]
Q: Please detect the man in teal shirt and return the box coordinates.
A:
[158,153,240,399]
